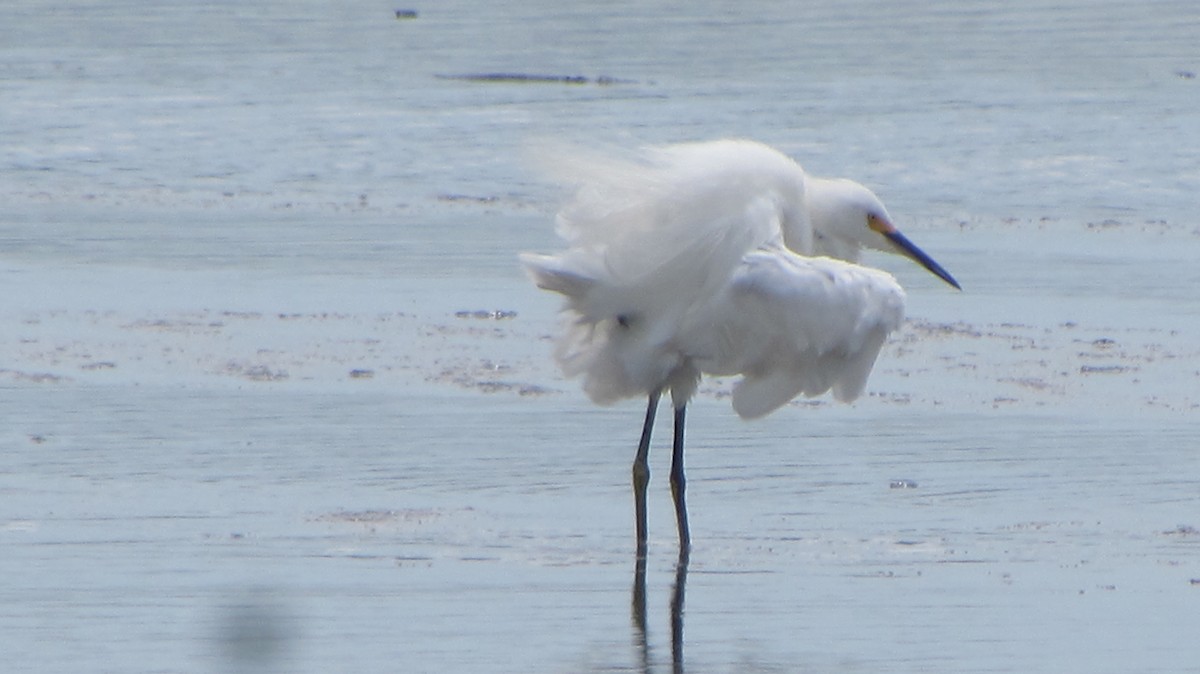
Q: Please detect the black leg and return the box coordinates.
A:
[669,404,690,552]
[633,389,660,559]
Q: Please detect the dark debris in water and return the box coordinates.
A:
[437,193,499,204]
[904,319,983,339]
[454,309,517,320]
[313,509,442,525]
[477,380,554,396]
[224,361,289,382]
[1079,364,1133,375]
[431,369,555,397]
[436,73,635,86]
[0,368,68,383]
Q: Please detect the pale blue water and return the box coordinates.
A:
[2,1,1199,672]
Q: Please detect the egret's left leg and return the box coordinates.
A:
[669,404,690,551]
[633,389,661,559]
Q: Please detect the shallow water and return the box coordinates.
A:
[3,1,1200,672]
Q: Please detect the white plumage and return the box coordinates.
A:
[520,138,959,552]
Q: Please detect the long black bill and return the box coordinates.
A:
[885,230,961,290]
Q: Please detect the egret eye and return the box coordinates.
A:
[866,213,891,234]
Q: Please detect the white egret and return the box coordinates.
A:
[520,139,959,555]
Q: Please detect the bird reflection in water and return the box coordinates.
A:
[632,546,690,673]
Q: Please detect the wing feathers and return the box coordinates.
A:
[701,250,905,418]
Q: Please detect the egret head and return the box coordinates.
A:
[808,178,960,290]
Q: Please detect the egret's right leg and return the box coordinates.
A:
[669,404,691,552]
[633,388,661,558]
